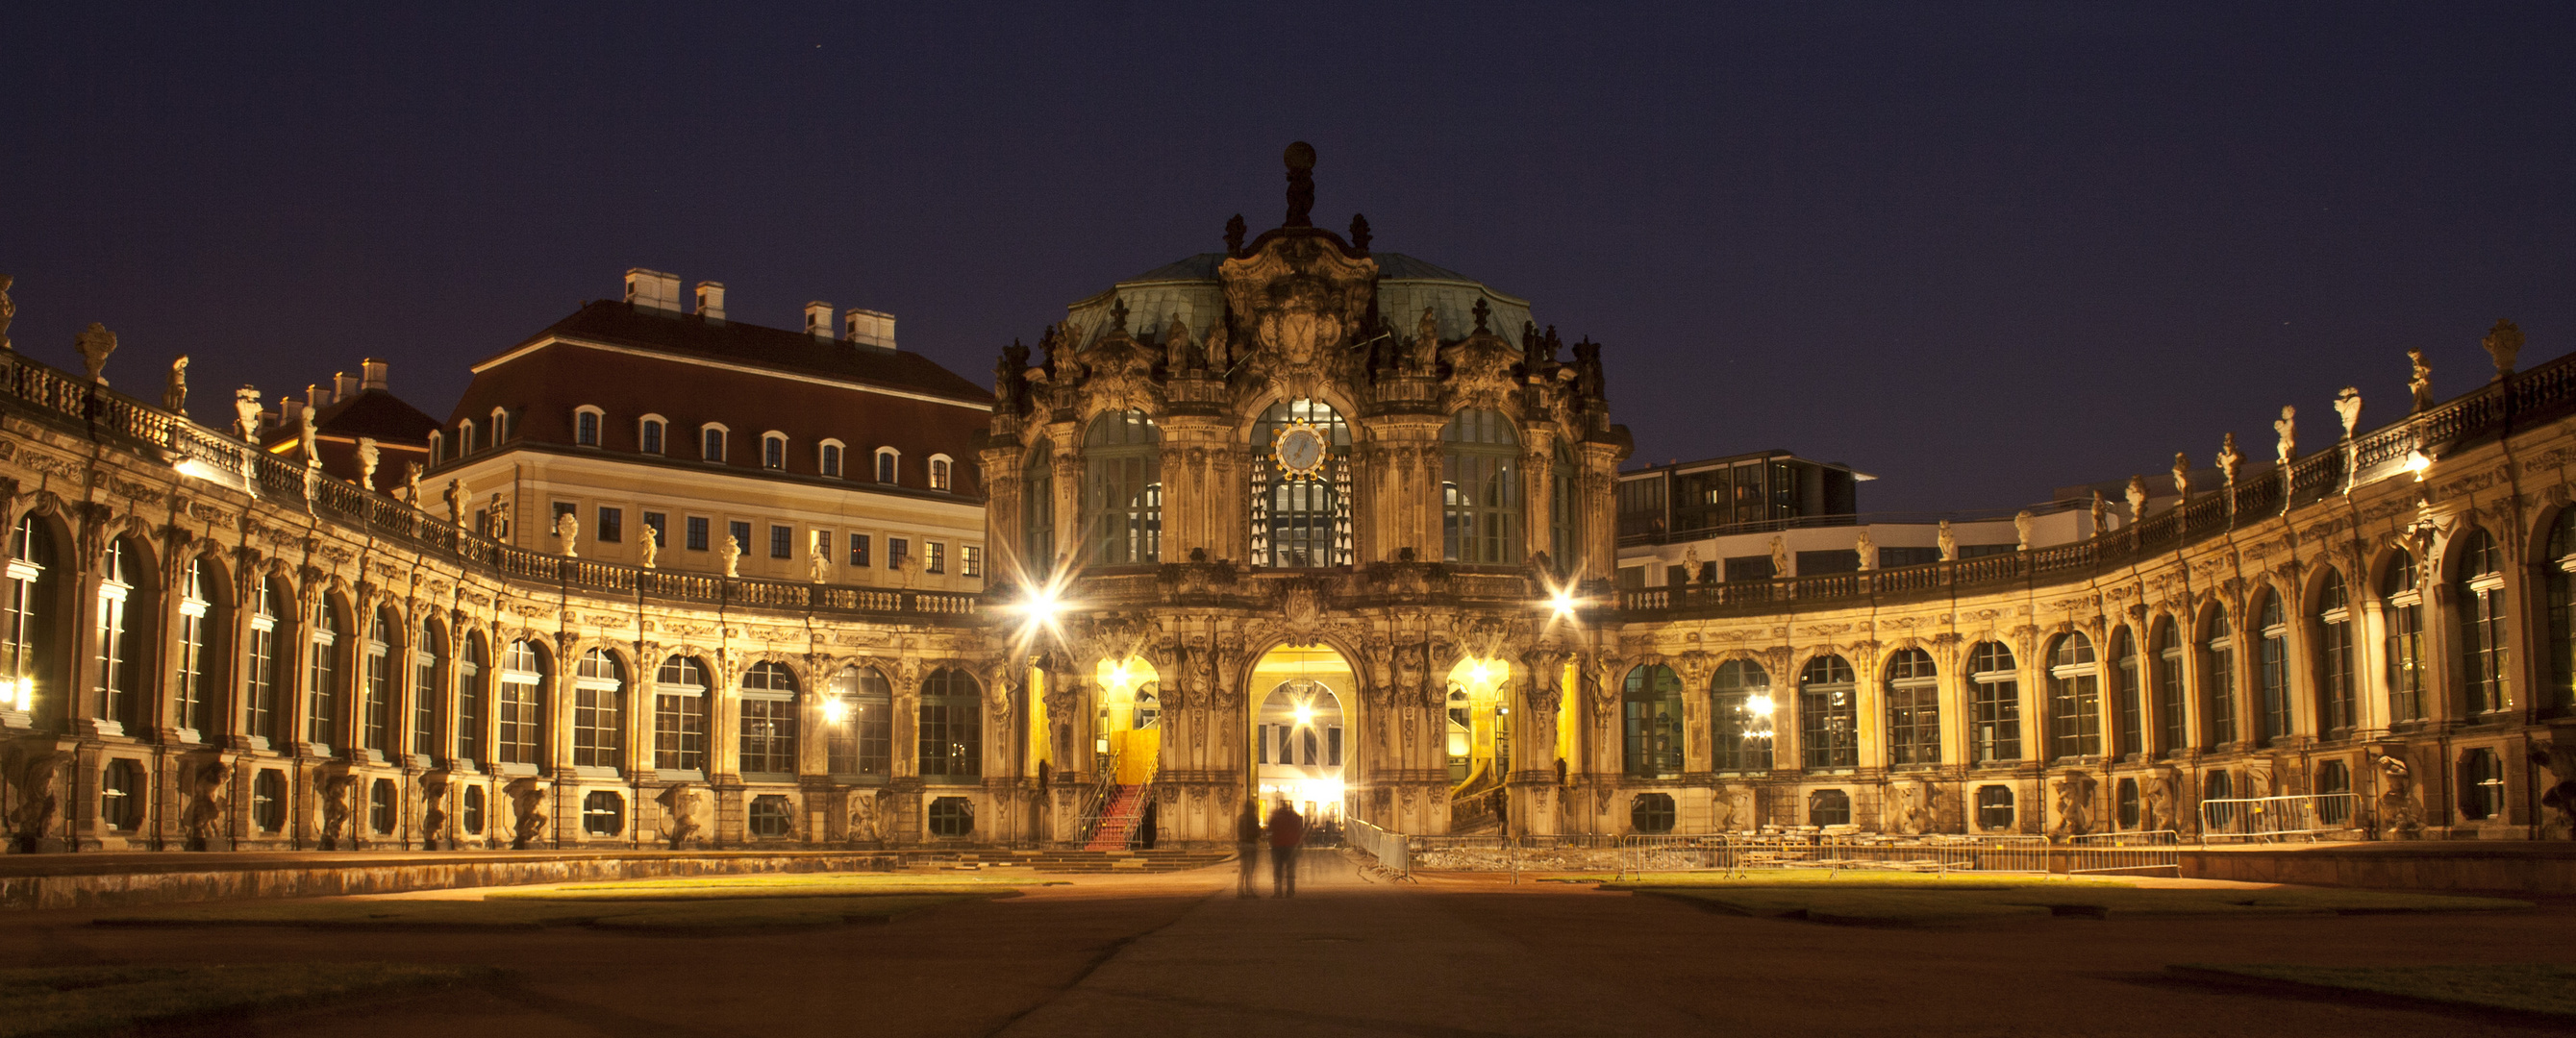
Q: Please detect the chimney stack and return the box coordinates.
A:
[805,302,835,339]
[694,282,726,324]
[307,383,332,409]
[333,370,360,401]
[842,309,896,352]
[623,268,683,314]
[361,358,388,390]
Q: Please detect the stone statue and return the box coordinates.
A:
[2171,452,2190,498]
[1768,535,1789,579]
[2375,754,2422,839]
[1282,140,1316,227]
[1413,307,1440,370]
[1223,212,1247,256]
[554,509,578,557]
[897,546,922,588]
[418,777,449,850]
[2142,772,2177,832]
[1683,546,1700,582]
[298,401,320,468]
[444,480,464,525]
[657,784,703,849]
[1205,317,1231,371]
[403,462,423,507]
[1938,519,1957,562]
[808,530,829,583]
[2088,490,2109,534]
[846,787,885,844]
[639,526,659,570]
[355,437,380,490]
[1348,212,1372,252]
[181,760,228,852]
[1854,529,1874,571]
[1893,779,1939,835]
[7,752,60,853]
[318,773,354,850]
[2408,349,2434,412]
[2529,742,2576,840]
[163,355,188,414]
[2334,386,2363,438]
[2126,475,2149,523]
[2215,432,2241,487]
[74,323,117,384]
[2052,769,2097,838]
[507,778,549,850]
[2014,509,2034,553]
[2483,318,2523,378]
[720,534,742,578]
[2272,407,2295,466]
[0,274,13,351]
[233,386,263,442]
[486,493,510,540]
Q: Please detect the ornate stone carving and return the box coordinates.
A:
[507,778,550,850]
[2273,407,2295,467]
[2334,386,2362,438]
[74,322,116,383]
[2408,349,2434,412]
[2483,318,2522,378]
[2051,769,2097,838]
[2374,753,2421,839]
[163,356,188,414]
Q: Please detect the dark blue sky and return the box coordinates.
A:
[4,4,2569,512]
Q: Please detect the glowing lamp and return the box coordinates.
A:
[1293,704,1314,725]
[823,698,851,724]
[2406,449,2433,479]
[1746,693,1775,717]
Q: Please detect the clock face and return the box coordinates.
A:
[1273,423,1329,479]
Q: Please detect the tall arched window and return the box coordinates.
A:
[2546,511,2576,716]
[2049,632,2100,759]
[1250,399,1353,568]
[2152,620,2187,756]
[2,514,63,729]
[2255,593,2290,743]
[2316,568,2355,734]
[875,448,899,484]
[245,580,283,743]
[1620,664,1683,778]
[1798,655,1858,769]
[2382,551,2425,723]
[305,601,341,749]
[761,432,788,470]
[572,649,625,770]
[94,537,149,729]
[738,661,799,776]
[1442,408,1521,565]
[457,633,487,765]
[819,440,844,479]
[174,556,224,738]
[638,415,665,456]
[1711,659,1774,773]
[919,668,982,781]
[929,456,953,492]
[828,664,892,778]
[362,609,395,753]
[2201,608,2238,748]
[1884,649,1938,766]
[653,655,709,774]
[1548,441,1581,576]
[497,639,545,767]
[1022,440,1056,573]
[700,424,727,463]
[2112,629,2141,757]
[412,616,440,757]
[1968,641,2020,763]
[574,407,602,447]
[2456,528,2509,715]
[1085,410,1161,565]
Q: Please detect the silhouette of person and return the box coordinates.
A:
[1267,801,1307,898]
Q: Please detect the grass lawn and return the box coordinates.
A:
[0,962,500,1038]
[486,873,1051,902]
[2171,964,2576,1021]
[95,892,988,932]
[1626,878,2531,926]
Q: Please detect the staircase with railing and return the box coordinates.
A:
[1083,784,1150,851]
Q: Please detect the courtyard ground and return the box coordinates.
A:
[0,852,2567,1037]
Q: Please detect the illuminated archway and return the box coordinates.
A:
[1093,655,1161,784]
[1249,645,1354,822]
[1443,655,1513,794]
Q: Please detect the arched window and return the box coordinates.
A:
[2204,770,2236,827]
[1809,788,1853,828]
[1798,655,1858,769]
[1250,399,1352,568]
[2316,759,2353,824]
[2316,569,2356,734]
[457,633,487,765]
[102,758,141,831]
[497,639,545,767]
[762,432,788,470]
[1,515,62,729]
[929,455,953,492]
[738,661,799,777]
[573,406,602,447]
[827,664,892,778]
[2382,551,2425,723]
[1085,410,1161,565]
[1548,441,1581,576]
[252,770,286,832]
[412,616,440,758]
[245,580,283,744]
[2456,528,2509,715]
[638,415,666,456]
[1711,659,1774,773]
[305,601,342,749]
[573,649,625,770]
[2462,748,2506,821]
[919,667,982,781]
[2153,620,2187,756]
[2049,632,2101,759]
[1620,664,1683,778]
[2112,628,2141,757]
[427,430,444,465]
[700,424,727,463]
[94,537,150,729]
[1441,408,1520,565]
[1883,648,1938,767]
[1968,641,2020,763]
[653,655,709,774]
[2201,609,2237,749]
[370,778,397,834]
[2546,510,2576,717]
[1022,440,1056,573]
[875,448,899,484]
[2116,777,2141,828]
[174,556,224,738]
[361,609,395,753]
[490,407,512,444]
[2256,593,2290,743]
[819,440,844,479]
[1446,686,1473,783]
[458,419,476,455]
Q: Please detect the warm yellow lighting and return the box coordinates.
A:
[2406,449,2433,479]
[3,677,28,713]
[1550,589,1577,618]
[1293,704,1314,725]
[1746,693,1775,718]
[823,698,850,724]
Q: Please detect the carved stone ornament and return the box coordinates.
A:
[2014,510,2034,553]
[2172,452,2192,498]
[2216,433,2241,487]
[2483,318,2522,378]
[0,274,13,352]
[2334,386,2363,438]
[1938,519,1957,562]
[233,386,262,442]
[163,355,188,414]
[2408,349,2434,413]
[2272,407,2295,467]
[720,533,741,578]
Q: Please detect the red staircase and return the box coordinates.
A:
[1084,784,1147,851]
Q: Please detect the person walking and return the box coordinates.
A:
[1266,800,1306,898]
[1235,801,1263,899]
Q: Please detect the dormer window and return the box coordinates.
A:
[427,430,445,465]
[574,407,603,447]
[701,424,728,463]
[639,415,665,456]
[458,420,477,455]
[875,449,899,484]
[929,455,953,492]
[490,407,511,445]
[762,432,788,470]
[819,440,845,479]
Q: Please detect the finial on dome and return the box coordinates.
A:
[1283,141,1316,227]
[1224,213,1246,257]
[1348,212,1371,252]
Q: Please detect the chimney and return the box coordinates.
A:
[805,302,835,339]
[623,268,683,314]
[694,282,726,324]
[361,358,388,390]
[843,309,897,351]
[334,370,360,401]
[307,383,332,409]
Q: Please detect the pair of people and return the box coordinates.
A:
[1235,800,1306,898]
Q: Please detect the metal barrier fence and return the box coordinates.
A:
[1346,818,1411,878]
[1613,832,2052,879]
[2063,830,2181,876]
[2198,793,2363,843]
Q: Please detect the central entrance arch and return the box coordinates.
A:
[1247,645,1354,825]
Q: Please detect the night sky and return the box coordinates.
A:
[3,5,2569,514]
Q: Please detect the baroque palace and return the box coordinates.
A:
[1,145,2572,855]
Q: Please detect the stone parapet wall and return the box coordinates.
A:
[0,849,920,911]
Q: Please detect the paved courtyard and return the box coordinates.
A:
[2,853,2565,1037]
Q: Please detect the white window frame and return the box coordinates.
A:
[700,423,729,463]
[762,432,788,471]
[572,405,605,448]
[638,414,667,456]
[875,448,900,484]
[427,430,445,464]
[818,439,845,479]
[457,419,476,455]
[489,407,510,445]
[928,454,954,491]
